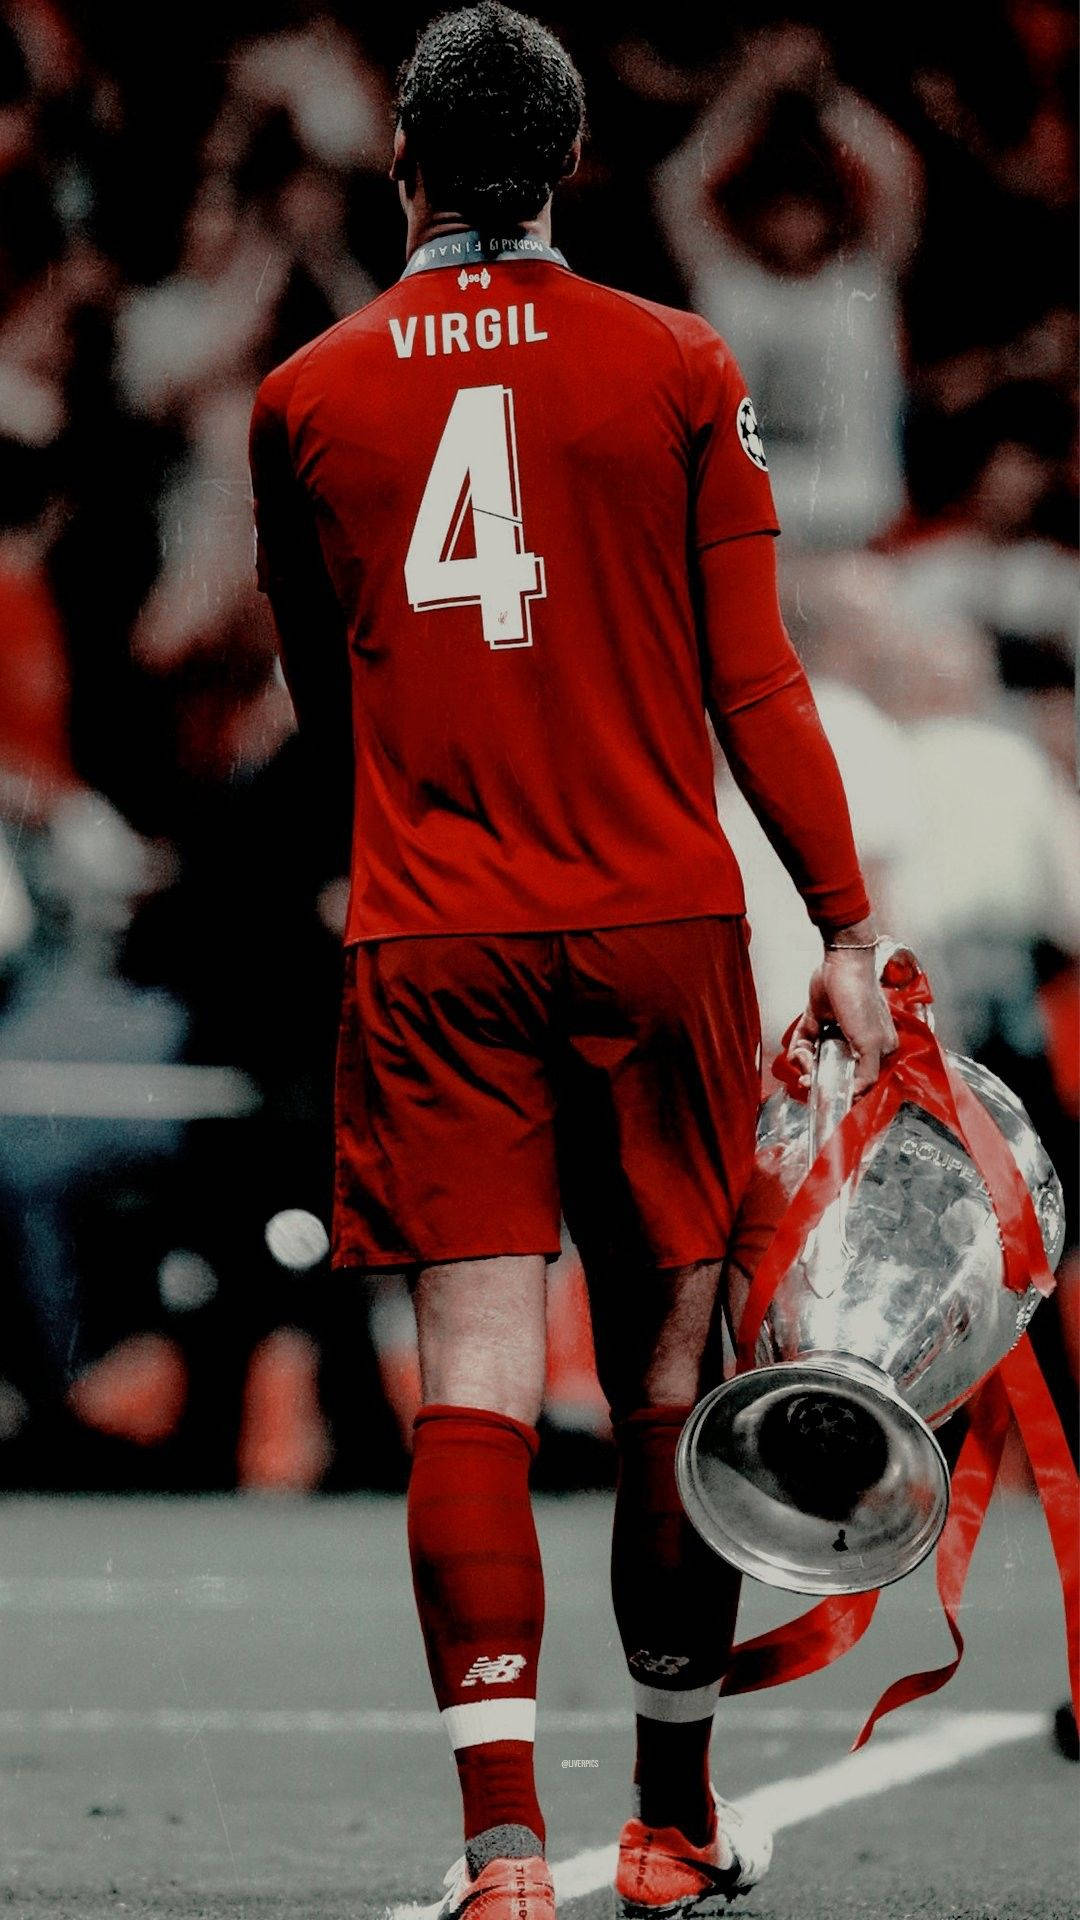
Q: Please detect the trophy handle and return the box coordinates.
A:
[807,939,927,1165]
[808,1030,855,1165]
[804,1032,855,1292]
[803,940,927,1291]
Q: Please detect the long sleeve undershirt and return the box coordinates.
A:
[697,532,870,932]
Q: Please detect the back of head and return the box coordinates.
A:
[396,3,585,229]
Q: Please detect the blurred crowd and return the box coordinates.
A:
[0,1,1075,1491]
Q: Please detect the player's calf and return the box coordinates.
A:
[408,1403,546,1845]
[612,1405,742,1842]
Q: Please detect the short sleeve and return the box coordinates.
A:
[688,328,780,551]
[249,366,322,595]
[248,360,350,749]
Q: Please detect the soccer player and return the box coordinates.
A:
[249,6,897,1914]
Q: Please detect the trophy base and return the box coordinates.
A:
[676,1354,950,1596]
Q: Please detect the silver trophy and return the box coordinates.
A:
[677,964,1066,1596]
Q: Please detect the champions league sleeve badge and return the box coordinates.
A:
[736,395,768,470]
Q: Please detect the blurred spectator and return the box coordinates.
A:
[0,821,33,963]
[114,15,385,801]
[0,437,73,820]
[0,783,186,1426]
[899,4,1076,376]
[883,380,1077,654]
[0,3,1074,1490]
[0,357,170,1414]
[781,554,1078,1066]
[654,25,920,546]
[225,13,388,169]
[880,620,1079,1061]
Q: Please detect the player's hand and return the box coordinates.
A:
[787,942,898,1097]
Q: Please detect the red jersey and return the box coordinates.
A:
[251,231,866,943]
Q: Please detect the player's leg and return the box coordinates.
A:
[409,1254,549,1857]
[571,1241,738,1848]
[558,918,770,1900]
[582,1249,744,1851]
[333,937,560,1894]
[414,1255,547,1423]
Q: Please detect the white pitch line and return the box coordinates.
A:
[0,1705,962,1738]
[0,1708,636,1737]
[389,1710,1046,1920]
[736,1708,1045,1832]
[0,1575,419,1613]
[0,1577,264,1611]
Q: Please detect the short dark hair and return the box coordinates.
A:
[396,3,585,228]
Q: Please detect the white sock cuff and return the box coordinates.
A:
[441,1697,537,1749]
[632,1678,722,1724]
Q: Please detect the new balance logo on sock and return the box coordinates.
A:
[629,1649,691,1677]
[461,1653,527,1688]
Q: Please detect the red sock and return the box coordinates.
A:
[408,1404,546,1848]
[612,1406,741,1846]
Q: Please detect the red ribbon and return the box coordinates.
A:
[851,1335,1079,1745]
[721,963,1077,1737]
[851,1366,1012,1746]
[722,1591,879,1698]
[997,1336,1079,1723]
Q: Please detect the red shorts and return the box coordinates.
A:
[332,917,761,1272]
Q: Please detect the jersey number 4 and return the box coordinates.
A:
[404,384,546,649]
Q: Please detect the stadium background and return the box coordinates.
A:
[0,7,1077,1916]
[0,0,1075,1505]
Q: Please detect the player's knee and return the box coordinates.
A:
[640,1362,706,1411]
[418,1351,544,1427]
[603,1365,702,1424]
[413,1254,547,1424]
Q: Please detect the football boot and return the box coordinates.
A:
[435,1827,554,1920]
[614,1791,773,1915]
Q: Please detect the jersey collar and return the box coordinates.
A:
[401,228,569,279]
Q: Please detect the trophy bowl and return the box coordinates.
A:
[677,1026,1066,1596]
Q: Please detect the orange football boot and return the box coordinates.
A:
[436,1844,555,1920]
[615,1791,773,1916]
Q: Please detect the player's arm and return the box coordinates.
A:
[699,532,896,1090]
[701,532,867,932]
[249,377,352,756]
[687,327,895,1089]
[249,375,353,855]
